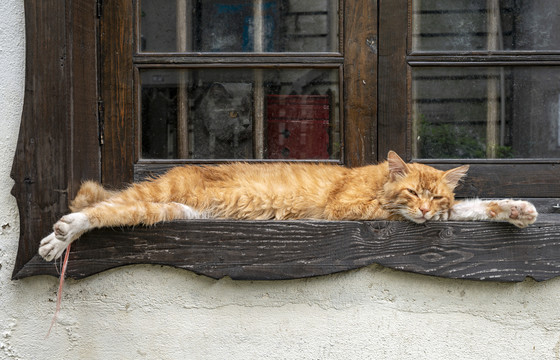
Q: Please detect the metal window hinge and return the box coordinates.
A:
[97,100,105,145]
[97,0,103,18]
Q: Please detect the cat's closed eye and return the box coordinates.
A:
[406,188,418,197]
[433,195,443,200]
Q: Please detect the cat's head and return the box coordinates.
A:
[383,151,469,224]
[198,82,252,141]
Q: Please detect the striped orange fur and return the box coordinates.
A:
[38,151,537,261]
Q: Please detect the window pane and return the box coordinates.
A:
[412,0,560,51]
[412,67,560,159]
[140,68,340,160]
[140,0,339,52]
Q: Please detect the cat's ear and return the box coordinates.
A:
[443,165,469,189]
[387,151,409,181]
[208,83,230,100]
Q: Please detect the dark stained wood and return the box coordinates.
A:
[343,0,378,166]
[11,0,68,279]
[69,0,101,196]
[431,163,560,198]
[408,54,560,65]
[99,0,135,187]
[12,0,99,280]
[13,215,560,282]
[134,56,344,64]
[377,0,408,161]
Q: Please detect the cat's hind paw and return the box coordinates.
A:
[489,200,538,228]
[38,213,91,261]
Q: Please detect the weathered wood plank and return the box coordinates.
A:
[343,0,378,166]
[11,0,71,279]
[377,0,408,160]
[14,215,560,282]
[11,0,100,280]
[99,0,134,187]
[431,163,560,198]
[69,0,101,196]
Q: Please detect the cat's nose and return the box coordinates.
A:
[420,206,430,216]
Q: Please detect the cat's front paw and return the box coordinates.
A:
[489,200,538,228]
[38,213,90,261]
[38,232,69,261]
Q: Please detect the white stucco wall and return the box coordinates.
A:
[1,2,560,359]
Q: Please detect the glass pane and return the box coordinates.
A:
[140,0,339,52]
[140,68,340,160]
[412,0,560,51]
[412,67,560,159]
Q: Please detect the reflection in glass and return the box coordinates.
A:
[412,0,560,51]
[140,68,340,160]
[140,0,339,53]
[412,67,560,159]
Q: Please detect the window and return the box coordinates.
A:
[101,0,376,187]
[12,0,560,282]
[380,0,560,200]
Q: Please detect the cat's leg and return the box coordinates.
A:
[449,199,538,228]
[38,201,205,261]
[69,180,116,211]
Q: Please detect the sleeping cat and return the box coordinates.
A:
[38,151,538,261]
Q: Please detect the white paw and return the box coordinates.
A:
[492,200,538,228]
[176,203,207,219]
[432,211,449,221]
[38,213,90,261]
[38,232,69,261]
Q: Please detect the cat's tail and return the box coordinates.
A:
[69,180,116,211]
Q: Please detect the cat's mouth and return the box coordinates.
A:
[410,216,428,224]
[406,212,433,223]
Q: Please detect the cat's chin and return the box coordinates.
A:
[402,214,428,224]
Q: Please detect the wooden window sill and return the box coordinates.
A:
[13,215,560,282]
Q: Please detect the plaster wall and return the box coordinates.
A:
[0,1,559,359]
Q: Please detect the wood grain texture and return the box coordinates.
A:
[69,0,100,196]
[14,215,560,282]
[343,0,378,166]
[12,0,100,279]
[377,0,408,160]
[99,0,134,187]
[431,163,560,198]
[11,0,71,278]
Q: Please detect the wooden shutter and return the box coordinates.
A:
[11,0,99,279]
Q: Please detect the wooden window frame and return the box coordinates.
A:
[11,0,560,282]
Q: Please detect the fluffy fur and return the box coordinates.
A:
[39,151,538,261]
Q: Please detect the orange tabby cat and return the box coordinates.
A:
[39,151,537,261]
